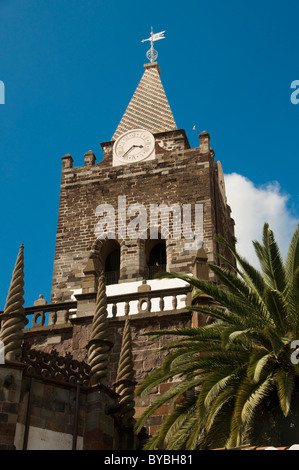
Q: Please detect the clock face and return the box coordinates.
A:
[113,129,155,164]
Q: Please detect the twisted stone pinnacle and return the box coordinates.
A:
[87,274,113,385]
[0,244,28,361]
[114,319,136,428]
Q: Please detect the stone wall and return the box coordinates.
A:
[51,129,235,303]
[22,309,192,439]
[0,361,125,450]
[0,365,24,450]
[15,375,84,450]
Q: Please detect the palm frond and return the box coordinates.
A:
[229,375,274,448]
[142,395,199,450]
[285,221,299,279]
[275,367,295,416]
[135,376,203,434]
[285,266,299,335]
[215,233,266,297]
[137,222,299,450]
[264,289,289,334]
[247,349,274,383]
[253,223,286,292]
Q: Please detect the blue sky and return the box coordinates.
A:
[0,0,298,309]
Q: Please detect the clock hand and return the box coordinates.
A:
[122,144,143,159]
[122,145,134,158]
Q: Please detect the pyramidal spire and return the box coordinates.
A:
[112,62,177,140]
[112,28,177,141]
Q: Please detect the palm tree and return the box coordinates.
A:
[135,222,299,449]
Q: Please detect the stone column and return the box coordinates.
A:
[113,319,137,449]
[191,246,212,327]
[0,244,28,362]
[192,246,209,281]
[114,320,136,429]
[87,275,113,386]
[82,258,98,295]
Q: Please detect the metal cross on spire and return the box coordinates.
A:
[141,27,165,63]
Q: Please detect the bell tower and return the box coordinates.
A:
[0,28,237,450]
[51,29,235,306]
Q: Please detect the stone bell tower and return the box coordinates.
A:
[51,57,235,306]
[29,29,236,440]
[0,29,236,450]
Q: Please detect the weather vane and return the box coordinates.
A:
[141,27,166,63]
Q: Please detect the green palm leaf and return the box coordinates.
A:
[253,223,286,292]
[136,222,299,450]
[135,376,203,434]
[285,222,299,279]
[275,367,295,416]
[247,349,274,383]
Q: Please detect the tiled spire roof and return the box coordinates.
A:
[112,62,177,140]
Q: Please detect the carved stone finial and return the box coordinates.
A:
[0,244,28,361]
[113,319,136,428]
[87,274,113,386]
[34,294,47,306]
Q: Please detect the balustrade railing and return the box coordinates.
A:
[106,285,191,318]
[0,285,192,329]
[25,300,77,328]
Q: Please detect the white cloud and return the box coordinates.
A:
[224,173,298,269]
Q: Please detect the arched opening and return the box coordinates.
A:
[146,239,166,280]
[102,240,120,285]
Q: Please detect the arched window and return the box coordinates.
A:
[146,240,166,279]
[102,240,120,285]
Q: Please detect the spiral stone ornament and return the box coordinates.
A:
[0,244,28,362]
[114,319,136,428]
[87,274,113,385]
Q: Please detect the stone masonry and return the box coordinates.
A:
[51,129,235,303]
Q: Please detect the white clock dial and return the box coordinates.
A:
[113,129,155,164]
